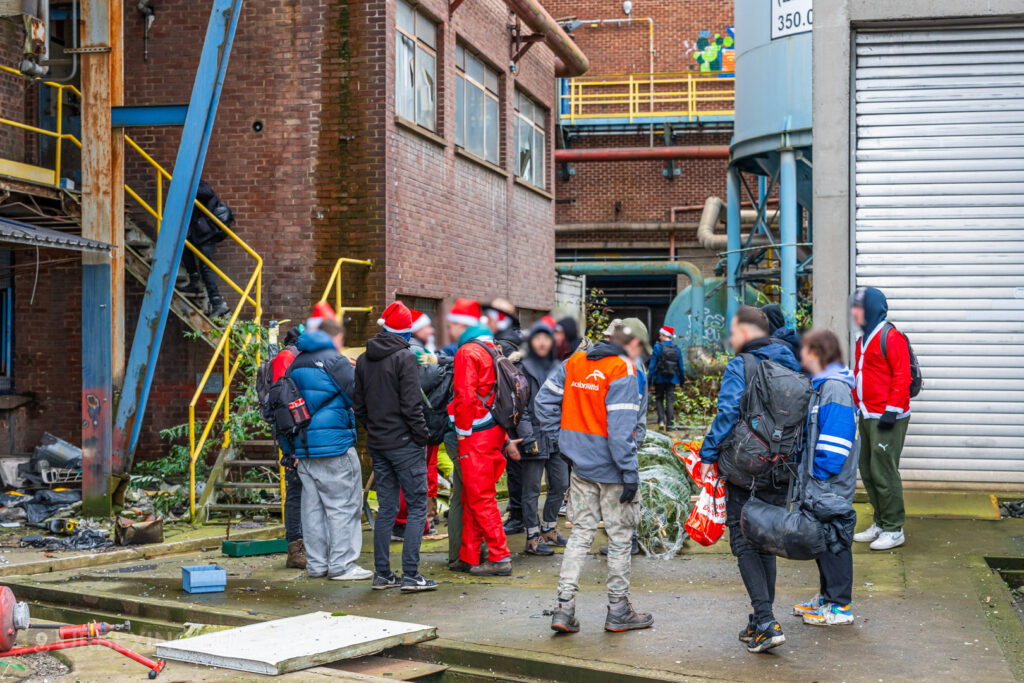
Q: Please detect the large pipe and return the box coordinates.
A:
[779,150,798,326]
[504,0,589,77]
[696,197,769,251]
[555,260,704,345]
[556,222,698,233]
[554,145,730,163]
[726,167,741,324]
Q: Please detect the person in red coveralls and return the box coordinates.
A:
[445,298,514,576]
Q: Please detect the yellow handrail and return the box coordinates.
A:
[319,258,373,317]
[0,64,268,522]
[559,71,735,124]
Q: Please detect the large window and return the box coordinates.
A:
[514,91,546,189]
[396,0,437,131]
[455,45,499,164]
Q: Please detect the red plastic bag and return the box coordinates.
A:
[676,442,727,546]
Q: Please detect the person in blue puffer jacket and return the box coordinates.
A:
[285,318,371,581]
[792,329,858,628]
[647,325,686,430]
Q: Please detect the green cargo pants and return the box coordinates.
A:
[444,431,463,564]
[858,417,910,532]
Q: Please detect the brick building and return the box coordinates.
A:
[544,0,735,327]
[0,0,558,460]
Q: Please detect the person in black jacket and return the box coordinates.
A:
[511,321,570,556]
[353,301,437,593]
[761,304,801,359]
[179,179,231,317]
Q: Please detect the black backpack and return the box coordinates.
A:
[719,354,812,488]
[470,339,530,432]
[420,362,455,446]
[656,343,680,380]
[265,361,316,455]
[880,322,923,398]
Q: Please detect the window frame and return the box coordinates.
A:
[455,44,501,165]
[514,90,547,190]
[395,0,438,133]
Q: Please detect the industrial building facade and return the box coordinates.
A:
[0,0,558,459]
[815,0,1024,485]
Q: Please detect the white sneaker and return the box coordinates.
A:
[330,566,373,581]
[869,529,905,551]
[853,523,881,543]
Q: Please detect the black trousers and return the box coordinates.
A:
[283,465,303,543]
[726,481,788,624]
[817,547,853,606]
[521,452,570,530]
[654,383,675,426]
[506,456,522,521]
[371,444,428,576]
[182,241,222,302]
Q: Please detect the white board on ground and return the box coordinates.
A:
[155,612,436,675]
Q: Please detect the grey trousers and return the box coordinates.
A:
[444,431,464,564]
[371,443,428,576]
[521,452,570,531]
[296,449,363,578]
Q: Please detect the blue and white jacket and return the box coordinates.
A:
[285,330,357,458]
[802,362,858,501]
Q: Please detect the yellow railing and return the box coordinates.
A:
[559,71,735,124]
[0,65,266,521]
[319,258,373,317]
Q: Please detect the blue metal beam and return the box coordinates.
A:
[779,149,798,327]
[111,105,188,127]
[113,0,244,472]
[726,166,741,324]
[82,259,112,516]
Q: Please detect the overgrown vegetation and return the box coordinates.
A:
[584,287,613,341]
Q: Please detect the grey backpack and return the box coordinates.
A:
[719,355,812,488]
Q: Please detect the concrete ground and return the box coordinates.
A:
[0,499,1022,682]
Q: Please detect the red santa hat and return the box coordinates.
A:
[307,301,336,330]
[377,300,413,334]
[659,325,675,338]
[409,309,431,334]
[446,298,485,328]
[541,315,557,330]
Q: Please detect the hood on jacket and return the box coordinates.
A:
[851,287,888,334]
[527,321,556,359]
[296,329,337,353]
[812,361,856,389]
[771,326,802,355]
[586,339,628,362]
[458,324,493,347]
[761,304,786,334]
[366,331,410,361]
[739,336,802,372]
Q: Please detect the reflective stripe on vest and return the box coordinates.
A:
[561,351,633,438]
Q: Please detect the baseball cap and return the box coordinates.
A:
[617,317,652,354]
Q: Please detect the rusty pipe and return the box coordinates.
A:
[554,145,730,163]
[505,0,589,77]
[670,197,777,222]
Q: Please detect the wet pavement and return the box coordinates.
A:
[1,502,1022,681]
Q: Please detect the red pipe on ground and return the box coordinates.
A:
[504,0,590,77]
[554,146,731,163]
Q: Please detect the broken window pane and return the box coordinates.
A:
[416,46,436,131]
[396,33,415,121]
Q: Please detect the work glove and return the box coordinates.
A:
[280,453,298,472]
[877,409,898,431]
[619,481,638,504]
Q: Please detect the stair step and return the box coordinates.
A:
[238,440,276,448]
[214,481,280,489]
[208,503,283,514]
[224,459,279,467]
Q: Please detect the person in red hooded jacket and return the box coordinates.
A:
[445,298,514,577]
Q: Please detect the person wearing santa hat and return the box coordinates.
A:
[444,298,514,576]
[307,301,337,331]
[647,324,686,431]
[353,301,436,592]
[408,310,452,529]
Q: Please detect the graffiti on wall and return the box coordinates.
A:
[687,27,735,72]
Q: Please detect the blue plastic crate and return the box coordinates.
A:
[182,564,227,594]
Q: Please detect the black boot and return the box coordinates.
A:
[503,517,525,535]
[178,274,202,295]
[550,597,580,634]
[469,558,512,576]
[604,598,653,632]
[209,297,230,318]
[600,532,641,556]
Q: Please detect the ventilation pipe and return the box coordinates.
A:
[697,197,769,251]
[504,0,590,77]
[555,145,730,163]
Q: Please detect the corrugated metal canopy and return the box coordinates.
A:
[0,216,112,253]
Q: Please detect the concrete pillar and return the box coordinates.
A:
[726,165,741,324]
[779,149,797,327]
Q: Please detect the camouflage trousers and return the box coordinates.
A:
[557,473,641,601]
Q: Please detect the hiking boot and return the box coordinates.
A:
[738,614,756,642]
[372,572,400,590]
[469,559,512,576]
[503,518,525,535]
[869,529,905,551]
[604,598,653,632]
[599,535,641,556]
[853,523,881,543]
[792,594,823,617]
[401,573,438,592]
[540,527,567,547]
[178,274,202,295]
[550,598,580,634]
[802,603,854,626]
[525,533,554,556]
[285,539,307,569]
[209,298,230,318]
[391,523,406,543]
[448,559,472,573]
[747,620,785,653]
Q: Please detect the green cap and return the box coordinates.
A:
[618,317,652,354]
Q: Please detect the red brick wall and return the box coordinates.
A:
[0,20,29,164]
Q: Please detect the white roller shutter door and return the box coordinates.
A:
[854,27,1024,484]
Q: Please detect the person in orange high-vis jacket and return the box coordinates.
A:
[444,298,513,576]
[535,320,654,635]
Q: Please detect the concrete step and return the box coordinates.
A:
[214,481,279,489]
[224,459,279,467]
[208,503,283,514]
